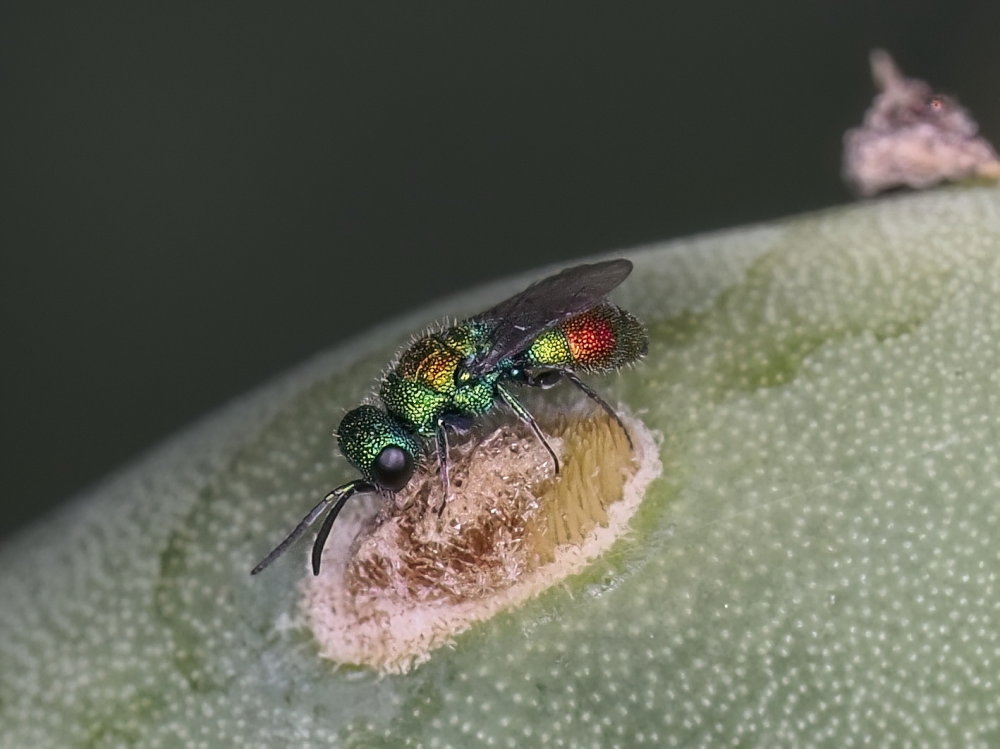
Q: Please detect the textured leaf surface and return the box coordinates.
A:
[3,188,1000,746]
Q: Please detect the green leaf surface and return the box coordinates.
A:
[3,188,1000,746]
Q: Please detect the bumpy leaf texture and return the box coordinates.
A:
[2,188,1000,746]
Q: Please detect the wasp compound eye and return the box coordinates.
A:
[372,446,414,492]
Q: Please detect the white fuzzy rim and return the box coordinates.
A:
[302,410,661,674]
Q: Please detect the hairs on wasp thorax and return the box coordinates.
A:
[251,259,648,577]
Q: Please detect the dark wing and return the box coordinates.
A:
[467,258,633,375]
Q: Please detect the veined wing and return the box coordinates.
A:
[467,258,633,375]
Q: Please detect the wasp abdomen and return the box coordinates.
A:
[525,304,647,373]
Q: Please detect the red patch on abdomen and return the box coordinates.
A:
[563,311,617,367]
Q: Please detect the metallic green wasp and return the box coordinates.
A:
[251,259,647,576]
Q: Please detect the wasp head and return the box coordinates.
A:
[337,406,421,492]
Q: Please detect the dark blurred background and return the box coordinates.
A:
[3,3,999,539]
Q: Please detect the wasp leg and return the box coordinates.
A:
[250,479,376,576]
[519,368,633,449]
[496,383,560,474]
[561,371,634,450]
[435,418,450,517]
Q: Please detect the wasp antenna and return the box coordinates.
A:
[311,481,375,575]
[251,480,375,576]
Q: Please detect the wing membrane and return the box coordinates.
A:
[467,258,633,375]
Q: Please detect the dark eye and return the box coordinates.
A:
[372,446,414,492]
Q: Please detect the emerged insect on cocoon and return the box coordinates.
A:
[251,259,649,577]
[306,402,661,673]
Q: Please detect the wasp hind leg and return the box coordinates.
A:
[522,368,633,450]
[561,371,634,450]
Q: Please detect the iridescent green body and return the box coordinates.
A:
[379,322,499,437]
[253,259,647,577]
[337,303,646,482]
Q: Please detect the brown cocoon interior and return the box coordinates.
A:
[345,408,634,605]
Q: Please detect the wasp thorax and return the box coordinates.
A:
[305,401,661,674]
